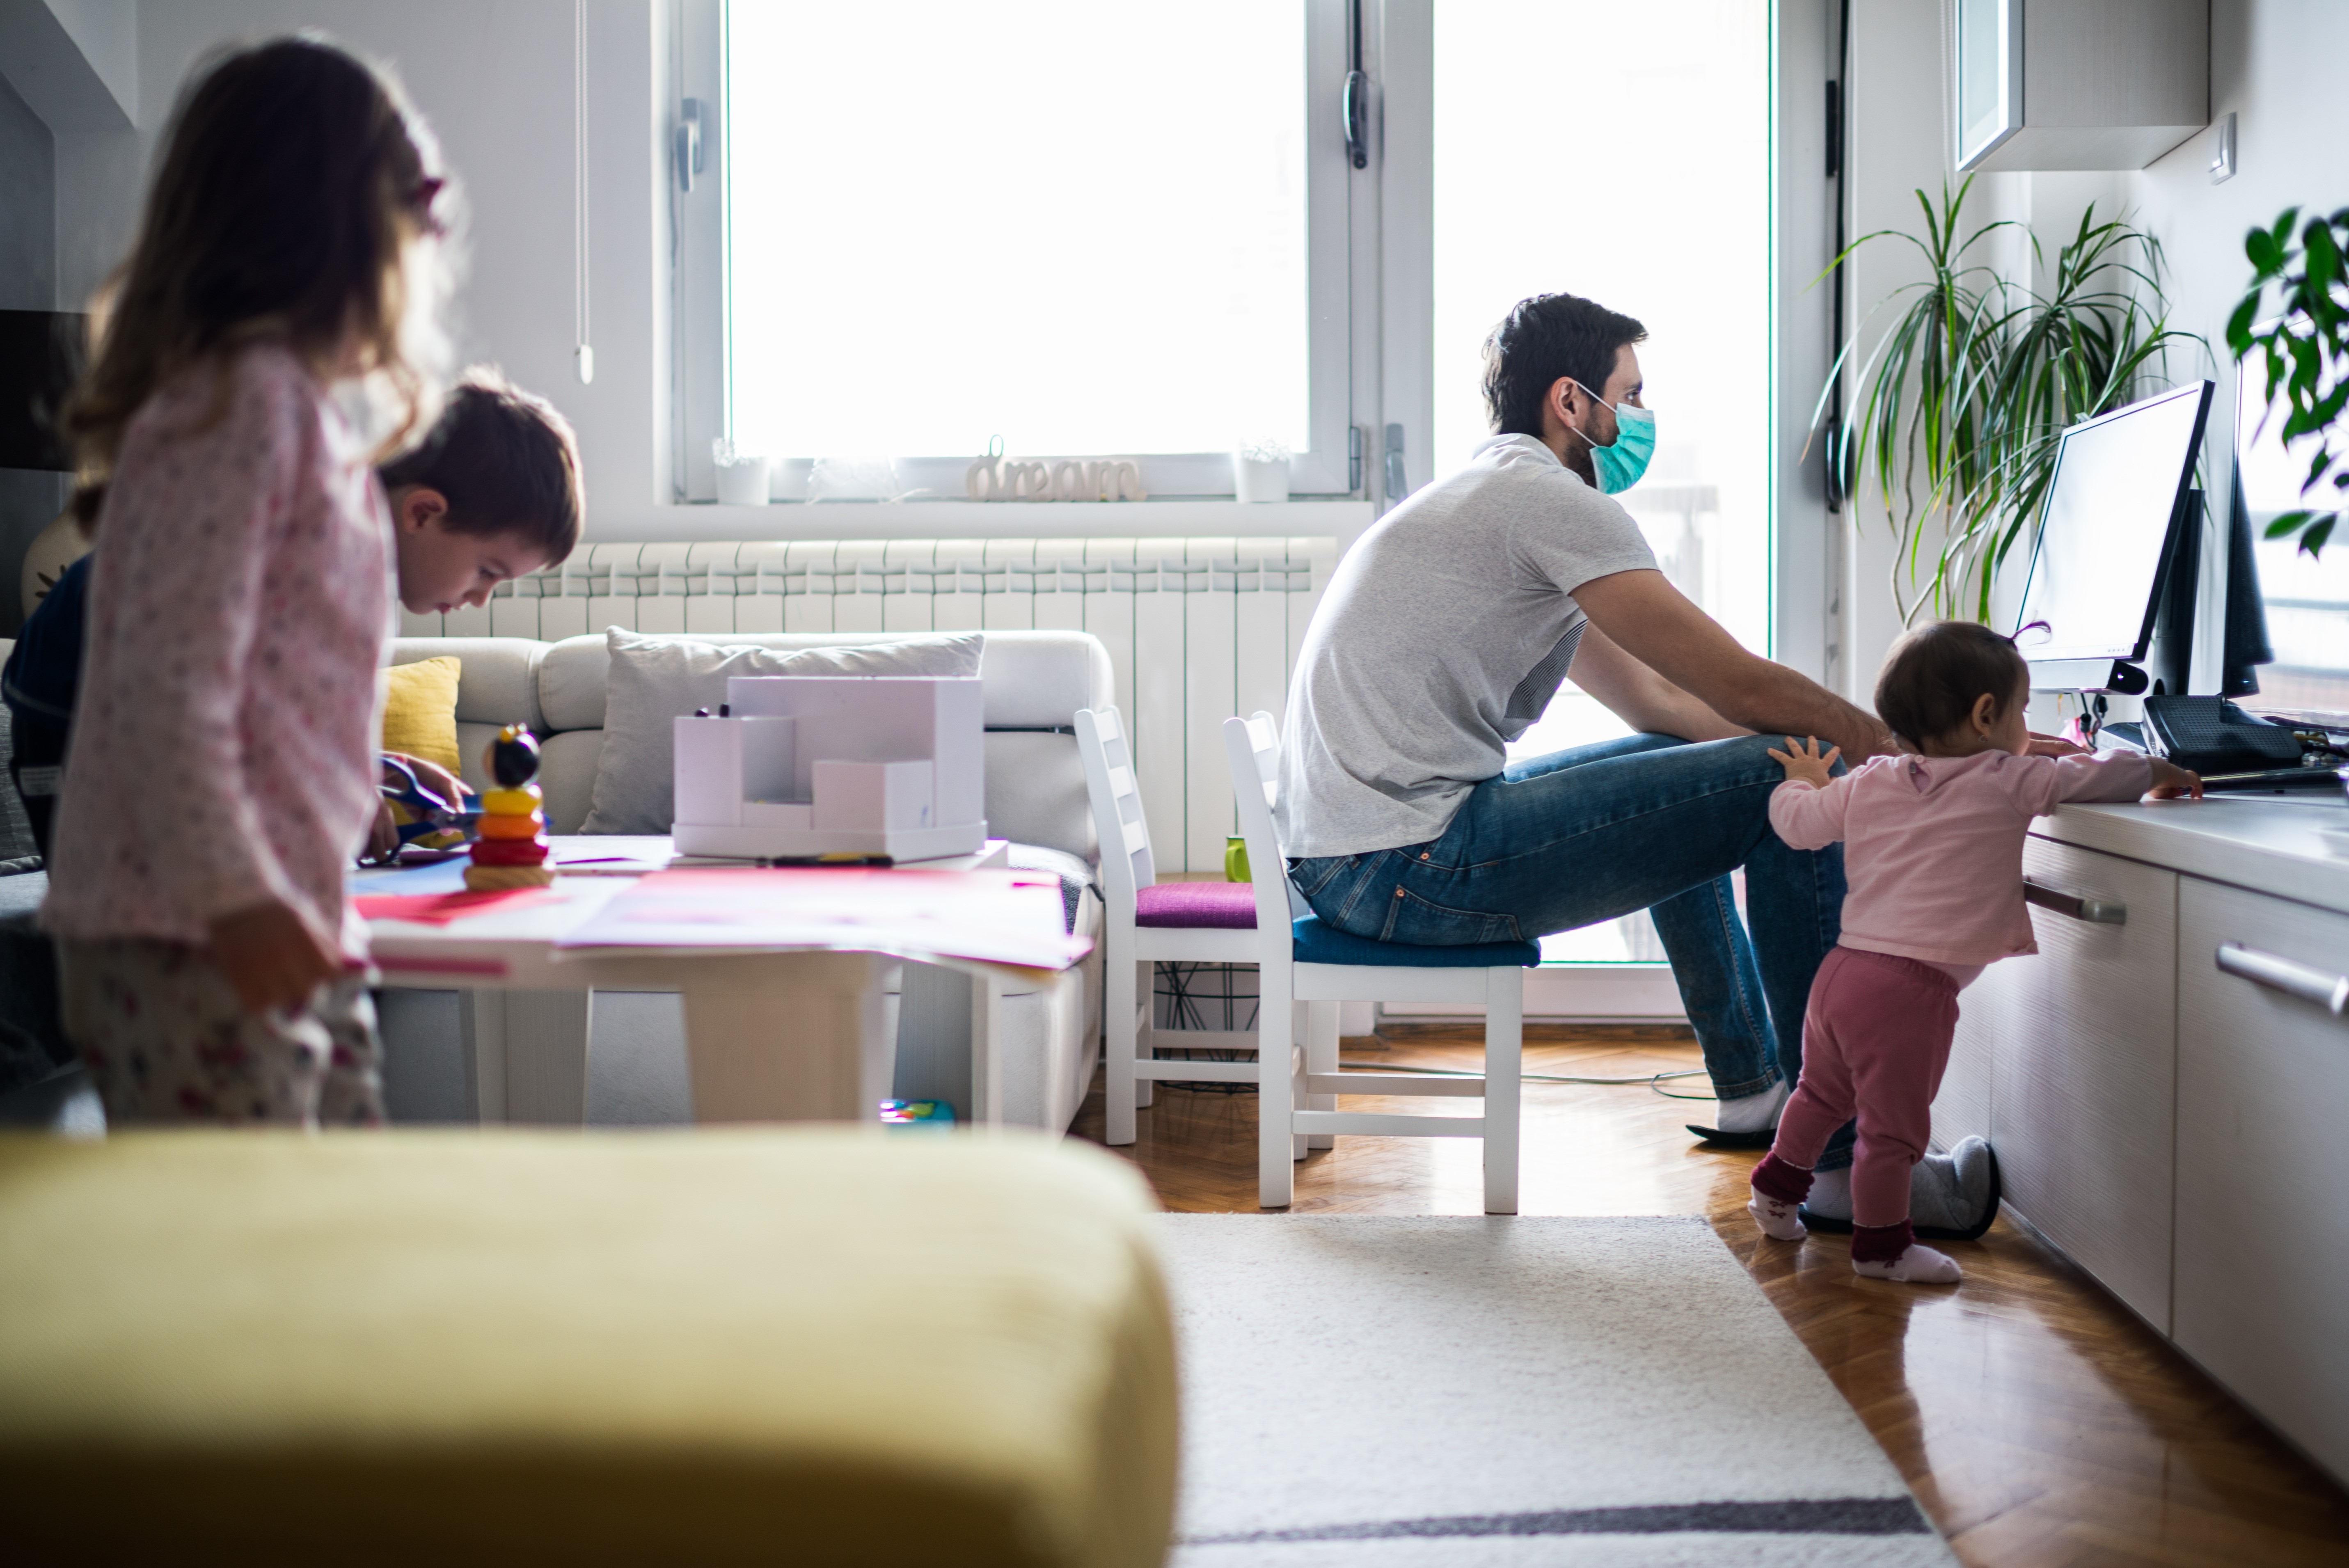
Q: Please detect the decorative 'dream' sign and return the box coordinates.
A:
[965,455,1148,503]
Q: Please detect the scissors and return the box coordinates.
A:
[378,755,485,853]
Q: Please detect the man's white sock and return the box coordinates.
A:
[1852,1243,1962,1284]
[1805,1165,1852,1217]
[1714,1078,1789,1135]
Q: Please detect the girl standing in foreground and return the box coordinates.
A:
[1747,623,2201,1283]
[46,38,454,1126]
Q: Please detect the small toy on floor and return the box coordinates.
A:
[879,1099,956,1133]
[465,724,556,892]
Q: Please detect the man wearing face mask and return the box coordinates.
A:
[1276,291,2000,1236]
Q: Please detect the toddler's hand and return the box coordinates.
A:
[2148,759,2204,800]
[207,898,343,1014]
[1767,735,1842,790]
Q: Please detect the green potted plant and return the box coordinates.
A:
[1816,176,2199,623]
[2229,206,2349,557]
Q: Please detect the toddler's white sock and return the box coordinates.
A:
[1852,1243,1962,1284]
[1747,1193,1806,1241]
[1713,1078,1789,1135]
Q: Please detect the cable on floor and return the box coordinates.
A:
[1336,1060,1712,1099]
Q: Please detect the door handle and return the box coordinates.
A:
[2216,942,2349,1016]
[2023,878,2127,925]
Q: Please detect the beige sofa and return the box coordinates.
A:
[383,630,1113,1131]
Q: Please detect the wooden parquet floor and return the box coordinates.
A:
[1069,1024,2349,1568]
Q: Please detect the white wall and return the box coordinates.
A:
[2127,1,2348,504]
[1828,0,2348,701]
[107,0,664,538]
[1773,0,1834,684]
[1830,0,1952,703]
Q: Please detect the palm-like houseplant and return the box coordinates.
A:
[1815,177,2200,625]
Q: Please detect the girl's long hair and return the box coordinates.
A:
[62,35,459,528]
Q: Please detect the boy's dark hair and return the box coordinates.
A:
[378,368,582,564]
[1482,292,1648,436]
[1874,620,2031,748]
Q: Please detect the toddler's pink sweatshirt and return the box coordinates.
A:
[1769,750,2152,967]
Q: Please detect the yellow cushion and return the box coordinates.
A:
[0,1129,1176,1567]
[380,655,464,774]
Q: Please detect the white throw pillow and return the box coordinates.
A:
[579,628,986,835]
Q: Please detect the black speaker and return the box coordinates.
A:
[0,311,85,473]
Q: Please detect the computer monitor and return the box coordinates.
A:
[2007,380,2213,692]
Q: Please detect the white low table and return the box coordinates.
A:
[357,838,1062,1128]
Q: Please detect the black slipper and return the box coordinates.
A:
[1798,1147,2004,1242]
[1685,1123,1779,1149]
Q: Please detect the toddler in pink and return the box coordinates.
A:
[1747,622,2201,1284]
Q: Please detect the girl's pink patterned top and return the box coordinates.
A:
[45,344,393,952]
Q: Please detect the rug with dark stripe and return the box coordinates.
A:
[1158,1215,1956,1567]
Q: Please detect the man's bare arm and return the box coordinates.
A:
[1566,623,1749,743]
[1571,568,1897,760]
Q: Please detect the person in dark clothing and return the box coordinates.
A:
[2,551,90,860]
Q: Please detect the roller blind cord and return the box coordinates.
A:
[574,0,594,385]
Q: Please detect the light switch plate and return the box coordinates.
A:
[2209,112,2236,184]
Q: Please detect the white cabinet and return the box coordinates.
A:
[1987,839,2180,1331]
[1935,958,2003,1151]
[1930,796,2349,1485]
[1943,838,2178,1328]
[2175,879,2349,1483]
[1952,0,2207,172]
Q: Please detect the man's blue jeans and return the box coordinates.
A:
[1290,733,1854,1163]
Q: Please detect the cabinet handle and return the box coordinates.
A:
[2023,878,2127,925]
[2216,942,2349,1016]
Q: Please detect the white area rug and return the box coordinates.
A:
[1158,1215,1957,1567]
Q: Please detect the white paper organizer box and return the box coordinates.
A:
[671,675,987,860]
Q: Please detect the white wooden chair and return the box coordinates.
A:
[1222,712,1536,1212]
[1074,707,1264,1146]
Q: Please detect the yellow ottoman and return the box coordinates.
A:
[0,1130,1176,1567]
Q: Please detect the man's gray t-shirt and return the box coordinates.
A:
[1276,433,1660,858]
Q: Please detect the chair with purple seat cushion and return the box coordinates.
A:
[1225,711,1536,1213]
[1075,708,1265,1146]
[1133,881,1258,929]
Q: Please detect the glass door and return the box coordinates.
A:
[1431,0,1774,965]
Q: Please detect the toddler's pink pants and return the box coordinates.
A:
[1768,945,1960,1229]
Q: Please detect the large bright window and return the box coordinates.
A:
[720,0,1343,490]
[2236,354,2349,716]
[1431,0,1773,962]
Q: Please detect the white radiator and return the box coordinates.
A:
[402,536,1337,874]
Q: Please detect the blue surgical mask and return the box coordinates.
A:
[1568,381,1656,494]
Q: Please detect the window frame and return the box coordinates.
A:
[669,0,1359,502]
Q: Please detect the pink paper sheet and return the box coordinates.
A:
[552,867,1089,970]
[354,889,563,926]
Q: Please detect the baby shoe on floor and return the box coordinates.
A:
[1852,1243,1962,1284]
